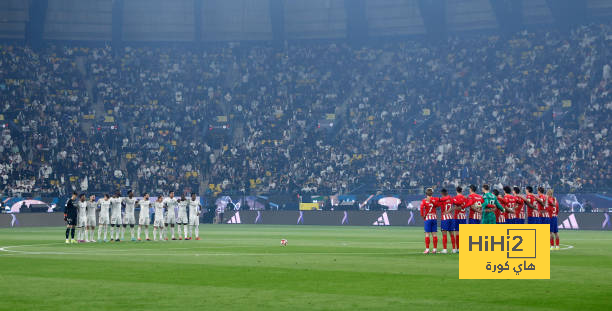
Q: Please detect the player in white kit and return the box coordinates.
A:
[97,194,111,242]
[85,194,97,242]
[153,195,165,241]
[177,194,189,240]
[86,195,97,242]
[122,190,137,241]
[187,192,201,240]
[137,193,152,241]
[109,192,123,242]
[163,191,179,240]
[77,194,88,242]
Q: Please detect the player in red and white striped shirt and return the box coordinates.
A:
[512,186,527,224]
[501,186,517,224]
[467,185,483,224]
[547,189,560,250]
[436,189,454,254]
[420,188,438,254]
[451,186,468,253]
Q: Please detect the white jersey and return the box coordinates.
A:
[123,197,137,215]
[86,201,97,218]
[163,197,179,216]
[139,200,151,218]
[98,199,111,217]
[178,200,188,215]
[188,199,200,217]
[110,197,122,217]
[77,201,88,218]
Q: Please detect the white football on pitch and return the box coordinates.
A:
[280,239,287,246]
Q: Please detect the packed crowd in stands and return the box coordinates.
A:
[1,23,611,197]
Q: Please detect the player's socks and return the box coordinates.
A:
[130,227,135,239]
[98,226,102,240]
[451,235,456,250]
[137,227,141,239]
[71,227,76,239]
[455,234,459,249]
[425,237,430,249]
[110,226,115,239]
[171,227,175,239]
[66,228,70,239]
[551,237,554,247]
[178,226,182,239]
[145,229,149,240]
[556,237,559,246]
[442,235,447,250]
[195,226,199,239]
[184,225,188,239]
[153,228,157,241]
[121,227,125,240]
[433,236,438,249]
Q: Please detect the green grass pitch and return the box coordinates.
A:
[0,225,610,311]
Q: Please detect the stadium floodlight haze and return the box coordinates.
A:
[0,0,611,310]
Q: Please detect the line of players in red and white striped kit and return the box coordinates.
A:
[419,185,560,254]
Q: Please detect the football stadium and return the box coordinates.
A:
[1,0,612,310]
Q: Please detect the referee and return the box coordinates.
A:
[65,192,78,244]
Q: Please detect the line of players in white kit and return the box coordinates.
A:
[69,190,202,243]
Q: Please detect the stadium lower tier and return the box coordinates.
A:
[1,211,609,230]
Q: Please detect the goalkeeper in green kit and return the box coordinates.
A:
[481,184,504,224]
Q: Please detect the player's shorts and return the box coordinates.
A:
[550,217,558,233]
[539,217,549,225]
[123,213,136,225]
[87,215,96,226]
[441,219,453,231]
[177,213,188,224]
[165,213,176,225]
[98,215,110,225]
[77,216,87,228]
[189,216,199,226]
[139,214,150,226]
[110,214,122,225]
[469,219,481,224]
[452,219,466,231]
[528,216,539,224]
[424,219,437,233]
[65,214,77,226]
[153,218,164,227]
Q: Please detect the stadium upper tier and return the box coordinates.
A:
[1,22,611,197]
[1,0,612,42]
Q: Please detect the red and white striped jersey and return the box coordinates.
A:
[526,194,540,217]
[514,195,526,219]
[437,195,454,220]
[547,196,559,217]
[467,193,483,220]
[502,194,517,219]
[538,194,550,217]
[453,194,467,220]
[420,197,438,220]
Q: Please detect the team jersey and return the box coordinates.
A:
[188,199,200,217]
[87,200,97,218]
[514,195,526,219]
[178,200,188,215]
[547,196,559,217]
[452,194,468,220]
[98,199,111,217]
[538,194,550,217]
[467,193,483,220]
[139,200,151,215]
[436,195,454,220]
[110,197,122,217]
[154,202,165,220]
[420,197,438,220]
[525,194,540,217]
[496,196,506,220]
[123,197,137,215]
[502,194,517,219]
[77,201,88,217]
[163,197,179,215]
